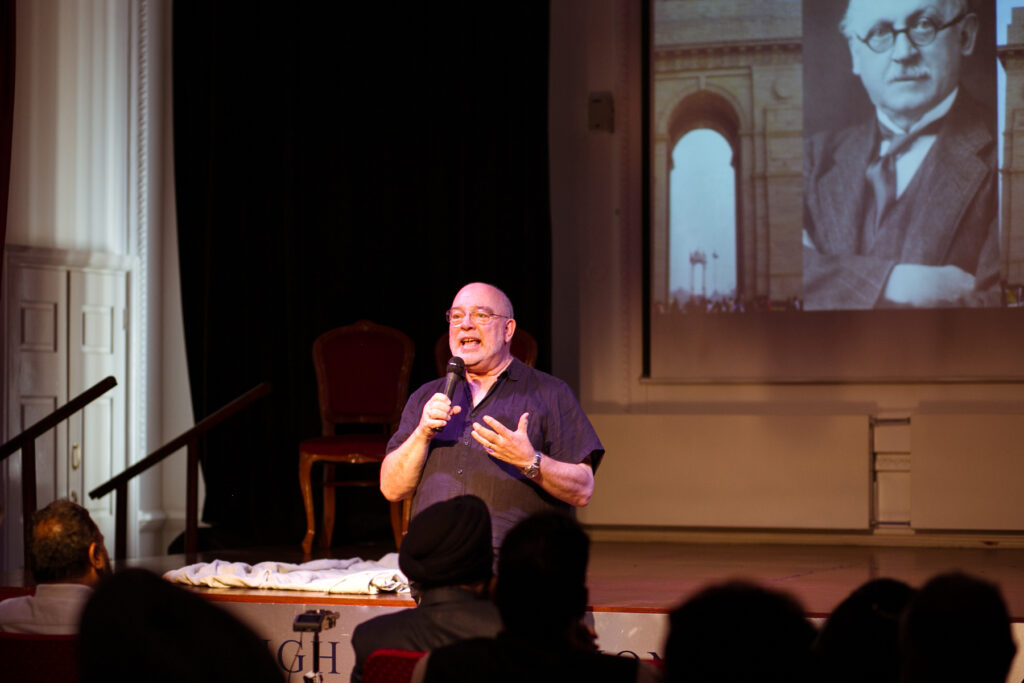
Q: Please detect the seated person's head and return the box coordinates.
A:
[78,568,283,683]
[399,494,494,600]
[29,499,110,586]
[900,571,1016,683]
[813,577,915,683]
[664,579,818,683]
[494,512,588,639]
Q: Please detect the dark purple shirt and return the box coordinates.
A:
[387,358,604,548]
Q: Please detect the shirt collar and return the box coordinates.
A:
[877,88,958,137]
[500,356,524,381]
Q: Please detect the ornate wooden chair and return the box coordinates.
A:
[299,320,414,554]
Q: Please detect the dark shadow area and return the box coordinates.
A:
[172,2,553,551]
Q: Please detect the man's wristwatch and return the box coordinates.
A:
[522,452,542,479]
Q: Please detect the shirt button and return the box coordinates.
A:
[457,468,464,475]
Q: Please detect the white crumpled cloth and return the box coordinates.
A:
[163,552,409,594]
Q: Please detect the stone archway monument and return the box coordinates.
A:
[650,0,803,308]
[998,9,1024,292]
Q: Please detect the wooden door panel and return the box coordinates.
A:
[68,270,126,536]
[4,264,68,569]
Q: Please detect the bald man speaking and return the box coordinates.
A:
[381,282,602,549]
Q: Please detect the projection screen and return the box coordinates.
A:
[647,0,1024,382]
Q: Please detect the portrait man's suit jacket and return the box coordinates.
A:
[803,92,999,310]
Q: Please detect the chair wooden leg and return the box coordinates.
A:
[389,500,403,550]
[402,498,411,537]
[320,463,336,550]
[299,453,316,555]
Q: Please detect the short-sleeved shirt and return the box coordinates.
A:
[0,583,93,634]
[388,358,604,548]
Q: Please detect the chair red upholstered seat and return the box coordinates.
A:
[299,320,414,555]
[364,648,426,683]
[0,632,79,683]
[299,434,390,456]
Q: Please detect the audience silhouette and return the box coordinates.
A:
[78,567,283,683]
[351,495,502,683]
[0,499,111,634]
[415,512,657,683]
[663,579,818,683]
[813,577,915,683]
[900,571,1016,683]
[660,570,1018,683]
[10,504,1014,683]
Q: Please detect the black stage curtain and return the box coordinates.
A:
[173,2,552,548]
[0,0,15,296]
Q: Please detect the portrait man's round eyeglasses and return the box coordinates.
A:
[857,10,970,53]
[446,308,511,326]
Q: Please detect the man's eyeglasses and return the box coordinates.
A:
[446,308,511,326]
[857,10,969,53]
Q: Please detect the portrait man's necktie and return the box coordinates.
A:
[865,118,944,228]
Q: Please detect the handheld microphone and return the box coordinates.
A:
[434,357,465,432]
[442,356,465,400]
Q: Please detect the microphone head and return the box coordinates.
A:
[446,356,465,376]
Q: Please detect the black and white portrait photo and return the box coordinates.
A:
[802,0,1000,310]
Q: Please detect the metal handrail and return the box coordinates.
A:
[89,381,272,562]
[0,376,118,569]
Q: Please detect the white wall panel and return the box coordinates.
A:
[579,414,871,529]
[912,415,1024,530]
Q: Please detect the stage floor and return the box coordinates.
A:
[585,540,1024,618]
[5,539,1024,618]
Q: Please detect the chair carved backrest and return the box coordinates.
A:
[313,320,415,436]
